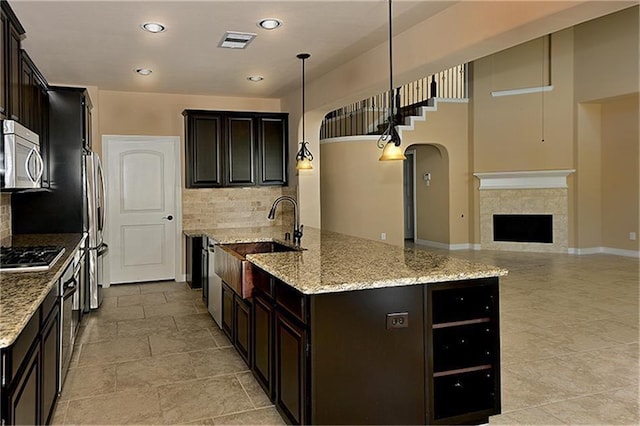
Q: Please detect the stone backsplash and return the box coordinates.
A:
[1,193,11,245]
[182,186,296,230]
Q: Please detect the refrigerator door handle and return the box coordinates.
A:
[96,155,106,233]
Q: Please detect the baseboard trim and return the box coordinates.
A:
[568,247,640,258]
[415,239,477,251]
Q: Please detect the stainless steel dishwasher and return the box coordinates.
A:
[59,250,82,392]
[207,242,222,328]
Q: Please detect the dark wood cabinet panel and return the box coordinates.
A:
[41,304,59,425]
[186,236,203,289]
[19,50,33,128]
[252,293,274,398]
[184,112,223,187]
[234,294,251,365]
[7,19,20,122]
[275,311,307,425]
[258,117,288,185]
[221,283,235,339]
[226,117,255,186]
[6,345,40,426]
[183,110,288,188]
[0,11,7,119]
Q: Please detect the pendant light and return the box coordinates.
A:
[377,0,405,161]
[295,53,313,170]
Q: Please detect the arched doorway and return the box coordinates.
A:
[404,144,450,248]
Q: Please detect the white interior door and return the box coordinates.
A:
[104,136,179,284]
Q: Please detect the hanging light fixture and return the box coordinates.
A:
[377,0,405,161]
[295,53,313,170]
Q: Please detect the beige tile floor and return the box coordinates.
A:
[50,248,639,425]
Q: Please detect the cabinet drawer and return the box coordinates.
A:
[433,368,497,420]
[275,280,307,325]
[433,323,496,372]
[4,309,39,385]
[431,282,496,324]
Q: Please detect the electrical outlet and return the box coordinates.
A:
[630,232,637,241]
[380,233,386,241]
[386,313,409,329]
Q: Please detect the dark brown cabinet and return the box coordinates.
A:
[183,110,288,188]
[6,344,40,426]
[252,292,274,398]
[41,303,59,425]
[1,284,61,426]
[426,278,500,424]
[275,310,308,425]
[185,236,204,289]
[0,0,25,122]
[220,281,252,366]
[234,294,251,364]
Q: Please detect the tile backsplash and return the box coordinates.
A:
[182,186,296,230]
[1,193,11,245]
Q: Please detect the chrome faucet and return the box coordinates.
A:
[268,196,303,246]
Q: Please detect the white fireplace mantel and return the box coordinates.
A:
[474,170,575,190]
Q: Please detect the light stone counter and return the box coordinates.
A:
[0,234,85,348]
[185,226,508,295]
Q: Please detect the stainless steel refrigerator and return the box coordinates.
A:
[85,151,108,310]
[12,86,107,311]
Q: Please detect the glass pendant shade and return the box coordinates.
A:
[379,142,406,161]
[296,156,313,170]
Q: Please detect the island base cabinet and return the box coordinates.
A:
[275,311,308,426]
[252,293,274,399]
[5,345,40,426]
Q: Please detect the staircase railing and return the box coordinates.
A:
[320,63,468,139]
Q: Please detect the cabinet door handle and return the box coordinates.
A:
[163,215,174,221]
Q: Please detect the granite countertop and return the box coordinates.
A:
[0,233,86,348]
[185,226,508,295]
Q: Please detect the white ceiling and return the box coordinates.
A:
[11,1,637,100]
[12,0,454,98]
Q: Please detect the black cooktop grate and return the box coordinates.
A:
[0,246,65,270]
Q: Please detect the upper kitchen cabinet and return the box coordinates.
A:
[183,110,288,188]
[0,0,25,121]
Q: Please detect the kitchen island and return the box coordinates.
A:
[185,226,508,425]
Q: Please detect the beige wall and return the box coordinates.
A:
[320,101,469,247]
[575,103,603,249]
[320,139,404,247]
[601,94,639,251]
[472,29,575,172]
[574,7,639,103]
[413,144,449,244]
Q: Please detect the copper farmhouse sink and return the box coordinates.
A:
[214,242,299,298]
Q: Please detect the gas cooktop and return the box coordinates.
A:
[0,246,66,272]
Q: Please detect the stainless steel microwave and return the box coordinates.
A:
[0,120,43,189]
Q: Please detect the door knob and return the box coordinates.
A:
[163,215,174,221]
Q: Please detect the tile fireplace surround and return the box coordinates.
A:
[475,170,575,253]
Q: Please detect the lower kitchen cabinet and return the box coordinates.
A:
[275,310,308,425]
[1,284,61,426]
[242,271,500,425]
[40,303,60,425]
[5,344,40,426]
[252,292,274,398]
[221,282,252,366]
[234,294,251,365]
[185,236,203,289]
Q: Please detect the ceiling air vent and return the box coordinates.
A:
[218,31,257,49]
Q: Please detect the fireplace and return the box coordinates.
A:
[493,214,553,243]
[474,170,574,253]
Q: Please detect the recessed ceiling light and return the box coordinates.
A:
[136,68,152,75]
[257,18,282,30]
[247,76,264,82]
[141,22,165,33]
